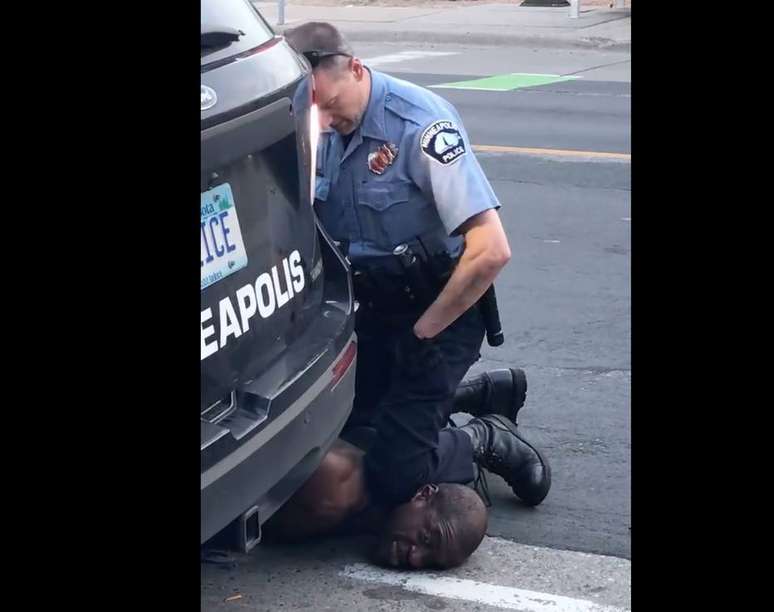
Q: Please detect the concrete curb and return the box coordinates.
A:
[274,25,630,52]
[341,29,630,52]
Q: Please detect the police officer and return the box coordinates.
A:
[286,23,551,508]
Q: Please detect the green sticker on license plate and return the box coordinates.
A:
[201,183,248,290]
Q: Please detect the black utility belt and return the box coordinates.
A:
[352,269,432,314]
[353,249,505,347]
[352,242,459,313]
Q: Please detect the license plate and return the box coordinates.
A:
[201,183,248,290]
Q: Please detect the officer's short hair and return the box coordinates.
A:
[284,22,354,74]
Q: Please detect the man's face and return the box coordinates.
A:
[373,485,462,570]
[313,60,367,135]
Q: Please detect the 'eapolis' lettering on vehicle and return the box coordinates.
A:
[201,250,305,361]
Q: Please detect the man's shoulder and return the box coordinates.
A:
[378,71,458,129]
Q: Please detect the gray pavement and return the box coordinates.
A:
[202,535,631,611]
[358,43,631,82]
[393,72,630,152]
[460,149,630,558]
[254,2,631,50]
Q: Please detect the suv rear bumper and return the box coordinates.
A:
[201,333,356,544]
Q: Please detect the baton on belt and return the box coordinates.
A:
[478,284,504,347]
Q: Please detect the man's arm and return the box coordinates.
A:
[413,209,510,339]
[406,112,509,340]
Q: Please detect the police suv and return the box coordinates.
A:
[201,0,356,551]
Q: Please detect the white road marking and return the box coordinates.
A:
[621,217,631,221]
[341,563,628,612]
[362,51,459,67]
[543,240,561,243]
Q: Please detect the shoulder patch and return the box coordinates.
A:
[420,120,467,166]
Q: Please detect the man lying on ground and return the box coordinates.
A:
[265,368,550,569]
[264,436,488,570]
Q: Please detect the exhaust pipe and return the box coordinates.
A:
[237,505,262,553]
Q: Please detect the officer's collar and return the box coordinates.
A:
[358,68,388,142]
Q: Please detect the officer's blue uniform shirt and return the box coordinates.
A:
[313,68,500,268]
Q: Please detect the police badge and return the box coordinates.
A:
[368,143,399,175]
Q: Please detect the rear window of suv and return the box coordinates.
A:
[201,0,274,64]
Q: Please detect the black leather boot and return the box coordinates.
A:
[452,368,528,423]
[459,414,551,506]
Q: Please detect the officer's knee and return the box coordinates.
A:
[370,457,431,505]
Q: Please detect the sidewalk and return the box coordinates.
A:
[253,2,631,52]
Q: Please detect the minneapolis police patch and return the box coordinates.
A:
[420,120,467,165]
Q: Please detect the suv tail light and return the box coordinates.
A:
[331,340,357,389]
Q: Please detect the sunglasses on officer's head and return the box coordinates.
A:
[302,50,352,69]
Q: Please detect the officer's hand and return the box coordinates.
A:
[394,328,444,380]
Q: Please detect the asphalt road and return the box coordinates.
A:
[202,43,631,611]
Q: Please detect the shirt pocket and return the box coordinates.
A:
[356,181,412,249]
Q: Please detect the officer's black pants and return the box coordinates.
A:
[349,304,485,506]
